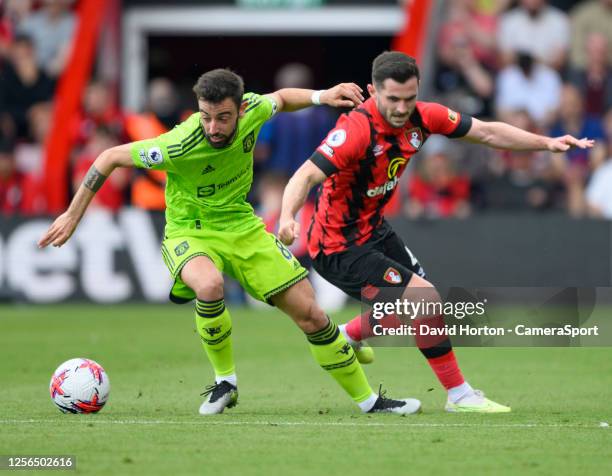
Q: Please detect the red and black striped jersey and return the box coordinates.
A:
[307,98,472,257]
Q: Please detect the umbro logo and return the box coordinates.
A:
[201,165,216,175]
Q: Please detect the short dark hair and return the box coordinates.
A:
[372,51,420,87]
[192,69,244,109]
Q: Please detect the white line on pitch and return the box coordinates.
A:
[0,419,602,429]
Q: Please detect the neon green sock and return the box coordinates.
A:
[195,299,235,378]
[306,319,373,404]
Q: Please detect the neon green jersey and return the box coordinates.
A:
[130,93,277,232]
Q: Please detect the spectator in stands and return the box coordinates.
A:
[19,0,74,77]
[498,0,570,71]
[147,77,182,129]
[570,0,612,71]
[255,63,335,178]
[125,78,183,211]
[72,125,129,212]
[480,149,561,211]
[496,51,561,128]
[3,0,33,30]
[0,5,12,62]
[74,80,124,146]
[435,0,496,117]
[406,150,471,219]
[0,136,23,214]
[585,158,612,218]
[438,0,497,69]
[549,85,606,216]
[0,34,55,141]
[13,101,53,214]
[472,109,564,211]
[567,33,612,117]
[550,84,606,166]
[586,109,612,218]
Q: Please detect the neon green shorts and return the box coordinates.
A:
[161,220,308,304]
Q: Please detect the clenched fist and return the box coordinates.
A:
[278,217,300,246]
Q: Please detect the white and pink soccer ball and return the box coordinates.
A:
[49,358,110,414]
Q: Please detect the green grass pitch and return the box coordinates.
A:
[1,304,611,475]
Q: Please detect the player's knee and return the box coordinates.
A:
[297,301,328,334]
[403,274,441,305]
[192,275,224,301]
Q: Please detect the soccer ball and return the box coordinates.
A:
[49,358,110,414]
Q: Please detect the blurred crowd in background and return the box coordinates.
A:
[1,0,611,223]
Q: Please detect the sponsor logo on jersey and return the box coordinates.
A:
[366,176,399,198]
[406,128,423,150]
[174,241,190,256]
[147,147,164,165]
[201,164,216,175]
[242,130,255,153]
[218,166,249,190]
[326,129,347,147]
[373,144,385,156]
[320,143,334,158]
[387,157,408,179]
[197,167,249,198]
[383,267,403,284]
[448,108,458,124]
[197,185,216,198]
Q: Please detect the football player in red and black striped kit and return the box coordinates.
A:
[279,51,594,413]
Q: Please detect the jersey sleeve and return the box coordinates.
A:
[417,102,472,138]
[130,126,185,171]
[242,92,277,128]
[309,112,370,176]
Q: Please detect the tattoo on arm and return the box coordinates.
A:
[83,165,108,192]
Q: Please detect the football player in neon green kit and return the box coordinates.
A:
[39,69,420,415]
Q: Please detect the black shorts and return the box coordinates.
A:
[312,221,426,304]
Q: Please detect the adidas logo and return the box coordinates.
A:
[201,165,216,175]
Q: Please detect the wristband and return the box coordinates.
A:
[311,90,325,106]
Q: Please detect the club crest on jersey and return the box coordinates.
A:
[242,130,255,153]
[405,128,423,150]
[326,129,347,147]
[383,267,403,284]
[448,108,458,124]
[387,157,408,179]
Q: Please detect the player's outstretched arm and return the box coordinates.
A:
[265,82,364,113]
[464,118,595,152]
[278,160,327,246]
[38,144,134,248]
